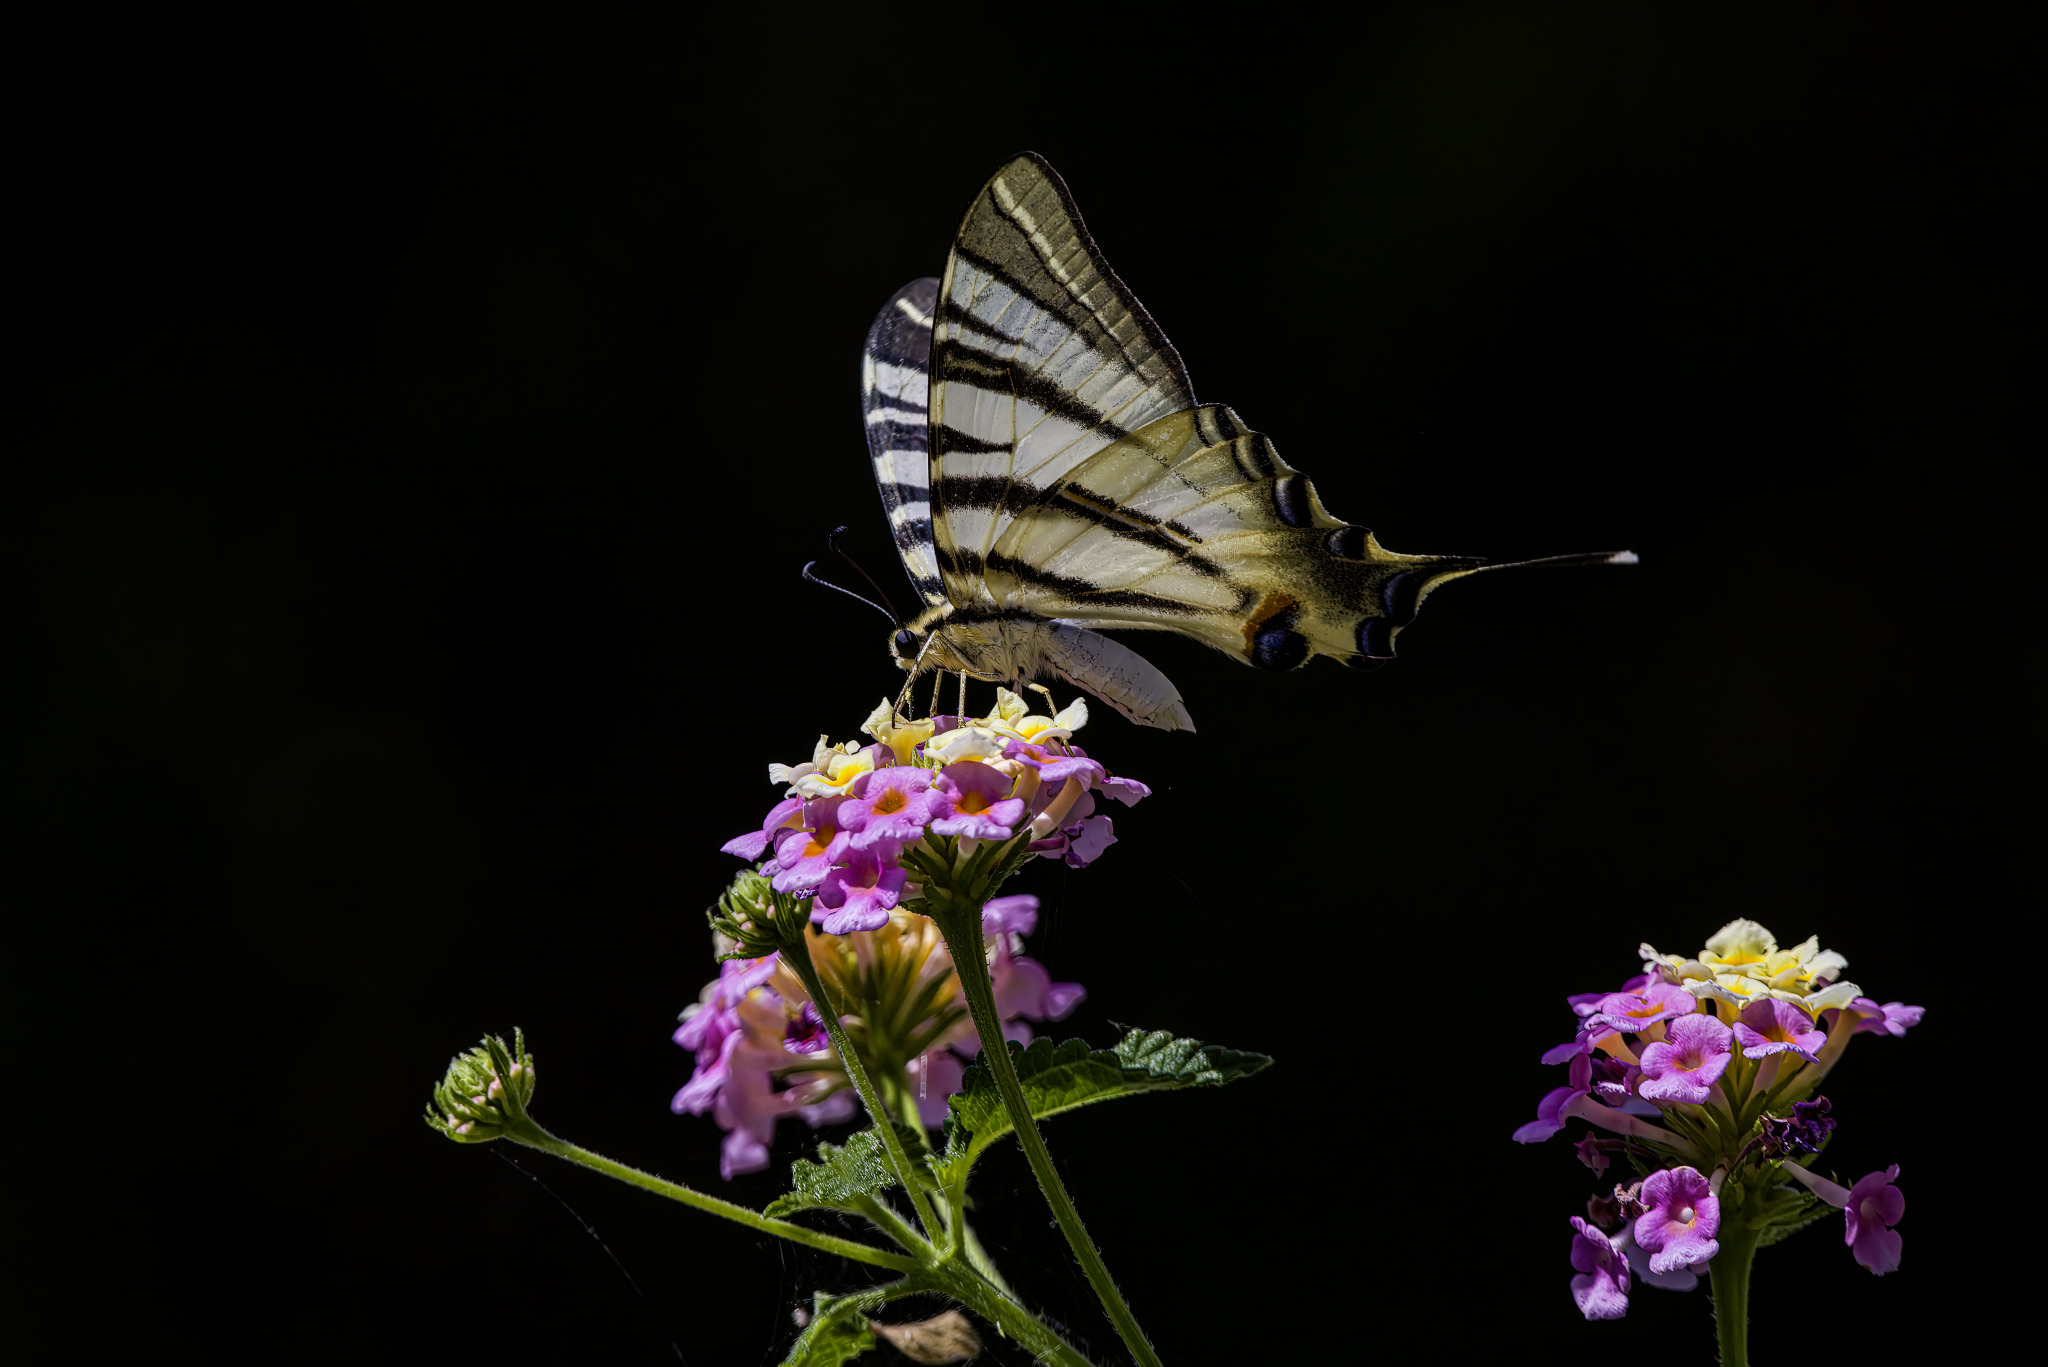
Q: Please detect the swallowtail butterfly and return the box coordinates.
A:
[862,153,1633,732]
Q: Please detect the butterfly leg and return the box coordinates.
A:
[927,668,945,720]
[957,670,967,722]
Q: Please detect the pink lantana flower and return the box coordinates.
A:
[770,795,860,894]
[927,761,1028,840]
[1583,981,1699,1039]
[1632,1166,1720,1275]
[838,766,936,850]
[1733,998,1826,1062]
[812,845,907,934]
[1844,1165,1905,1274]
[719,796,804,861]
[1568,1216,1631,1320]
[1636,1014,1733,1105]
[1850,1000,1925,1038]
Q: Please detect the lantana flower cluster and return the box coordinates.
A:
[1515,919,1923,1320]
[672,887,1082,1178]
[677,688,1136,1178]
[721,690,1148,935]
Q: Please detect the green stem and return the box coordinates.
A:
[930,901,1164,1367]
[932,1264,1097,1367]
[781,931,947,1242]
[1708,1220,1758,1367]
[502,1127,918,1273]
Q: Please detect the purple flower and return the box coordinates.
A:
[1758,1097,1836,1156]
[839,766,935,850]
[1096,773,1151,806]
[771,795,858,893]
[1568,1216,1631,1320]
[1633,1166,1721,1275]
[1514,1051,1594,1142]
[1584,981,1699,1038]
[812,846,907,934]
[1844,1165,1905,1275]
[783,1001,831,1055]
[1851,1000,1925,1038]
[1637,1014,1734,1105]
[1002,738,1106,790]
[926,761,1027,840]
[720,796,804,860]
[1733,998,1826,1062]
[980,894,1041,935]
[1620,1227,1700,1292]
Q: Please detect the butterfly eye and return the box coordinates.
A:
[893,629,917,652]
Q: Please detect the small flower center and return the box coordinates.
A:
[803,825,837,859]
[958,792,989,815]
[872,789,907,816]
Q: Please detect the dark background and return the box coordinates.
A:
[4,5,2028,1362]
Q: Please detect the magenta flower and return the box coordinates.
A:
[1095,772,1151,806]
[1584,981,1699,1038]
[1851,1000,1925,1038]
[839,766,936,850]
[980,894,1040,935]
[1002,738,1106,791]
[1514,1051,1594,1142]
[1568,1216,1631,1320]
[720,796,804,860]
[1637,1014,1734,1105]
[926,761,1027,840]
[771,795,859,894]
[1619,1227,1700,1292]
[1633,1166,1721,1275]
[1733,998,1826,1062]
[812,845,907,934]
[1844,1165,1905,1275]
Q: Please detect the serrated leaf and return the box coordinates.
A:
[935,1028,1270,1186]
[1755,1190,1835,1248]
[766,1128,897,1218]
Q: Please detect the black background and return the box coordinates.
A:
[4,5,2029,1363]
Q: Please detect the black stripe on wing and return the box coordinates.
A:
[862,278,946,607]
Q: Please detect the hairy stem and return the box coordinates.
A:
[1709,1220,1758,1367]
[782,932,946,1241]
[930,900,1163,1367]
[933,1263,1099,1367]
[502,1128,918,1273]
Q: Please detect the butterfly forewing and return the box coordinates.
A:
[929,154,1195,603]
[861,278,947,608]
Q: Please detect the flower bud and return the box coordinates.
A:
[425,1028,537,1143]
[708,866,811,956]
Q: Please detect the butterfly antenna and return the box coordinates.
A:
[826,525,904,625]
[801,560,897,623]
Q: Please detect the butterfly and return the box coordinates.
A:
[859,153,1632,732]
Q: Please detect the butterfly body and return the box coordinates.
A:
[861,154,1631,732]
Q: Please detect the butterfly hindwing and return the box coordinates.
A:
[862,278,947,608]
[928,154,1195,605]
[984,404,1492,669]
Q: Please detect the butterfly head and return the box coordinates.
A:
[890,624,924,669]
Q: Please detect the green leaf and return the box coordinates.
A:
[781,1295,878,1367]
[936,1028,1270,1185]
[766,1128,897,1218]
[1755,1187,1833,1248]
[781,1280,938,1367]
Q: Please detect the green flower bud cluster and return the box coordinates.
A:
[708,867,812,957]
[425,1028,537,1143]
